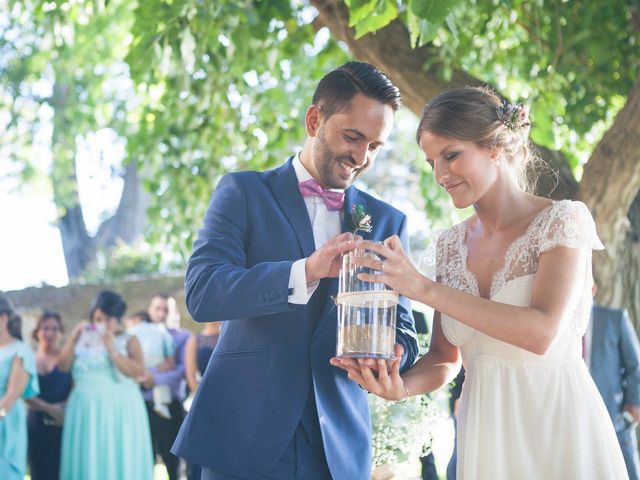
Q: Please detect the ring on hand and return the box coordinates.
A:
[380,260,386,272]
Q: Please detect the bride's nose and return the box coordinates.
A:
[434,158,449,186]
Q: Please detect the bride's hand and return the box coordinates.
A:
[331,344,408,402]
[354,237,431,301]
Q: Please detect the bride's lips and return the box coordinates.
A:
[442,182,463,193]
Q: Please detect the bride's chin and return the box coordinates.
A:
[451,197,473,209]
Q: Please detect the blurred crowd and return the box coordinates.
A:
[0,291,220,480]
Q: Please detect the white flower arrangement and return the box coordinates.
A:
[369,392,440,468]
[369,332,443,468]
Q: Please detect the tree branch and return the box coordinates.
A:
[311,0,577,199]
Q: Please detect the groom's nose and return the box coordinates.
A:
[352,144,369,167]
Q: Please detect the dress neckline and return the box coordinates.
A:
[459,201,556,299]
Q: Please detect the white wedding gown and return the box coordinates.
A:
[434,200,628,479]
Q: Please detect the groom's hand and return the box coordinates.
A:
[305,232,360,284]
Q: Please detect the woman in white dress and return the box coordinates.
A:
[332,87,628,479]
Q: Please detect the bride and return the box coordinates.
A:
[332,87,628,479]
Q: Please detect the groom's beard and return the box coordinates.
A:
[312,129,368,189]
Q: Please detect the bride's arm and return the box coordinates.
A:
[420,246,586,355]
[402,312,461,397]
[358,237,587,355]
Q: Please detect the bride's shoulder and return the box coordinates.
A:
[535,199,603,252]
[539,199,594,227]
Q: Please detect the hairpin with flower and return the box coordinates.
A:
[496,99,531,132]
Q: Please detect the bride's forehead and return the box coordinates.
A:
[419,132,462,154]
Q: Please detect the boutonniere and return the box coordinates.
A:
[350,204,373,235]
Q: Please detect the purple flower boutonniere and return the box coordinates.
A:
[350,204,373,235]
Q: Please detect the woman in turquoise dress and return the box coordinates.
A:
[59,290,154,480]
[0,295,40,480]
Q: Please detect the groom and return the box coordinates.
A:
[172,62,418,480]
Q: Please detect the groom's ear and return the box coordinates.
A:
[305,104,322,137]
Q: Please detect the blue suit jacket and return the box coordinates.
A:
[172,159,418,479]
[590,304,640,432]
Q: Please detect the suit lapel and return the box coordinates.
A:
[267,158,316,258]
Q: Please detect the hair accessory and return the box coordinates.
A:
[496,99,530,132]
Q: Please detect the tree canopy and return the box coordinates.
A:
[2,0,638,321]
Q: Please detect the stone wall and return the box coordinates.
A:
[3,274,203,342]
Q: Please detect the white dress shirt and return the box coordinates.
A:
[287,154,344,304]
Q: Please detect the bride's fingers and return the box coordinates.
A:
[346,368,366,386]
[356,240,393,258]
[357,272,393,285]
[384,235,405,253]
[358,359,381,388]
[391,344,404,377]
[350,256,382,270]
[376,359,392,390]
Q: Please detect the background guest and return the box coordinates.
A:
[184,321,221,480]
[446,368,465,480]
[137,293,190,480]
[26,311,71,480]
[184,321,221,395]
[586,283,640,480]
[0,295,39,480]
[58,290,153,480]
[127,310,175,419]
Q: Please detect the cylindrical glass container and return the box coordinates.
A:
[336,247,398,359]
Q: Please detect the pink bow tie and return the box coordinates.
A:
[298,179,345,211]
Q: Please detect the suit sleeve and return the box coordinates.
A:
[619,309,640,406]
[185,174,295,322]
[395,214,419,373]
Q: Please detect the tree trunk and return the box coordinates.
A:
[578,75,640,322]
[311,0,640,322]
[50,80,147,279]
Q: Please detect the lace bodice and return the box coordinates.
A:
[426,200,604,348]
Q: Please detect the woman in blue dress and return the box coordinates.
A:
[26,311,72,480]
[59,290,154,480]
[0,295,39,480]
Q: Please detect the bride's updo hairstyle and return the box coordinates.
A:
[416,86,542,193]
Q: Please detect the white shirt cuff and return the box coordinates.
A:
[288,258,319,304]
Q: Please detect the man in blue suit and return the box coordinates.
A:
[172,62,419,480]
[587,287,640,480]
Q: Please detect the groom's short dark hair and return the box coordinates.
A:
[312,62,401,118]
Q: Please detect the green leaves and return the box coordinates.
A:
[348,0,399,39]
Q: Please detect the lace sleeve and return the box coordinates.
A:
[538,200,603,336]
[538,200,604,254]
